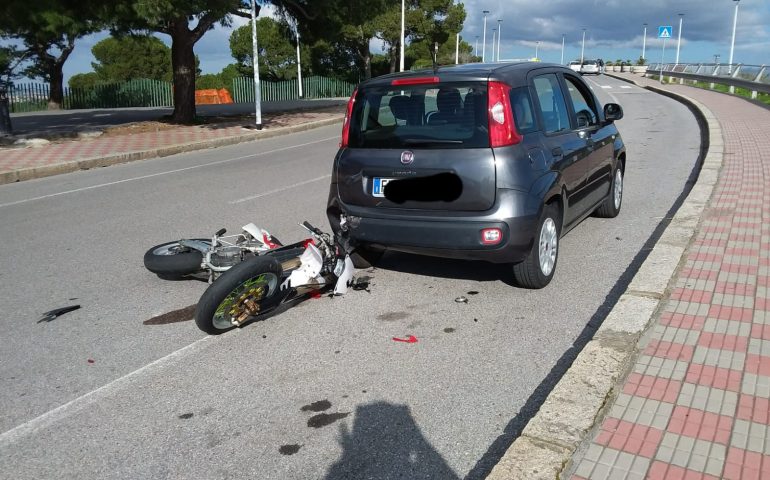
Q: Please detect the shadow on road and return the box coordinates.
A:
[377,252,517,287]
[325,401,459,480]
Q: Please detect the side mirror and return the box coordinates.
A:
[604,103,624,122]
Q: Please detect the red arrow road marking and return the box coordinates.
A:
[392,335,418,343]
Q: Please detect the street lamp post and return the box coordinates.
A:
[580,28,586,63]
[475,36,479,57]
[535,41,540,60]
[497,19,502,62]
[250,0,262,130]
[491,28,496,62]
[561,34,565,65]
[729,0,740,74]
[482,10,489,62]
[400,0,405,71]
[642,23,648,60]
[295,26,303,98]
[675,13,684,64]
[455,33,460,64]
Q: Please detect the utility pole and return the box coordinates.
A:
[581,28,586,63]
[535,41,540,60]
[497,19,502,62]
[482,10,489,62]
[491,28,496,62]
[642,23,648,60]
[400,0,405,71]
[561,34,565,65]
[729,0,740,74]
[250,0,262,130]
[675,13,684,64]
[295,26,303,98]
[455,33,460,64]
[475,36,479,57]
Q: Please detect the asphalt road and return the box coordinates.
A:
[8,99,347,136]
[0,75,701,479]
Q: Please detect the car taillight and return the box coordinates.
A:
[340,87,358,148]
[481,228,503,245]
[487,81,522,148]
[391,76,439,86]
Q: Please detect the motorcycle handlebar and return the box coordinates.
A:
[302,221,323,236]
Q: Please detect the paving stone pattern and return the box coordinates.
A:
[571,80,770,479]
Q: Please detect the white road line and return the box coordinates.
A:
[0,335,213,446]
[600,85,613,89]
[0,136,339,209]
[586,78,621,104]
[229,174,332,204]
[620,86,632,89]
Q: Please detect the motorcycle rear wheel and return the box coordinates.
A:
[195,257,284,334]
[144,239,210,277]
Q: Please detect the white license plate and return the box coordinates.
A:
[372,177,393,197]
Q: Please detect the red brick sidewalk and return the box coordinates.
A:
[571,78,770,478]
[0,108,342,184]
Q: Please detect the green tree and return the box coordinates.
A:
[229,17,309,81]
[408,0,465,62]
[90,35,172,83]
[0,0,102,108]
[0,45,28,87]
[68,71,100,89]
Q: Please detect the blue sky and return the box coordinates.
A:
[4,0,770,83]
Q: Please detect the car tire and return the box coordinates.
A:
[350,245,385,269]
[512,203,560,289]
[595,163,623,218]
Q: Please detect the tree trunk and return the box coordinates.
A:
[169,20,197,124]
[47,65,64,110]
[358,44,372,80]
[389,44,398,73]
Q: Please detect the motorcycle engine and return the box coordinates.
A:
[211,247,243,268]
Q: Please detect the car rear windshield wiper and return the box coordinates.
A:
[402,139,464,145]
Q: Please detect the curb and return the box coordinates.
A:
[486,77,724,479]
[0,115,343,186]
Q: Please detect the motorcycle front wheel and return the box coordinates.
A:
[194,256,284,334]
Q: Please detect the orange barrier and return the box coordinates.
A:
[194,88,233,105]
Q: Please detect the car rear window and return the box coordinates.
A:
[348,82,489,149]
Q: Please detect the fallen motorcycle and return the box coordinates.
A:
[145,220,355,335]
[143,223,282,283]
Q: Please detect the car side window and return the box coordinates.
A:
[532,74,570,134]
[509,87,537,134]
[563,76,598,128]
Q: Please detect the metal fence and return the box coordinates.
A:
[7,79,173,113]
[232,75,355,103]
[8,75,355,113]
[645,63,770,98]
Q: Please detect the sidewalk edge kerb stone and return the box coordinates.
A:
[0,115,343,186]
[486,77,724,479]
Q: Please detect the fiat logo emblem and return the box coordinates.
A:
[400,151,415,165]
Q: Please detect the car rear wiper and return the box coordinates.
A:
[402,139,463,145]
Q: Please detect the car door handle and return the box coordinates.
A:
[551,147,563,161]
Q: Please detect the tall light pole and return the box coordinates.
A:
[482,10,489,62]
[295,26,303,98]
[250,0,262,130]
[399,0,405,71]
[497,19,502,62]
[580,28,586,63]
[475,36,479,57]
[535,41,540,59]
[729,0,740,73]
[491,28,496,62]
[455,33,460,64]
[675,13,684,64]
[561,34,565,65]
[642,23,648,60]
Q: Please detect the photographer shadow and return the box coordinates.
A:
[325,401,459,480]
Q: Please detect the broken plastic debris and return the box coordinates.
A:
[38,305,81,323]
[455,296,468,303]
[351,276,371,292]
[392,335,418,343]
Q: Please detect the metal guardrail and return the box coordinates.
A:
[645,63,770,98]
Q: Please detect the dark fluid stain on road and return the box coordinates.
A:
[144,304,196,325]
[307,412,350,428]
[467,290,479,295]
[279,444,302,455]
[443,327,456,333]
[377,311,410,321]
[301,400,332,412]
[178,413,194,419]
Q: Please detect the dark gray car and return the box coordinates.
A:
[327,62,625,288]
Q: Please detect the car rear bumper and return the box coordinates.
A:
[327,188,541,264]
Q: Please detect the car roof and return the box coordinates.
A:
[361,62,570,88]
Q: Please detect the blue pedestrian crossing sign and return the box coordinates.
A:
[658,26,673,39]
